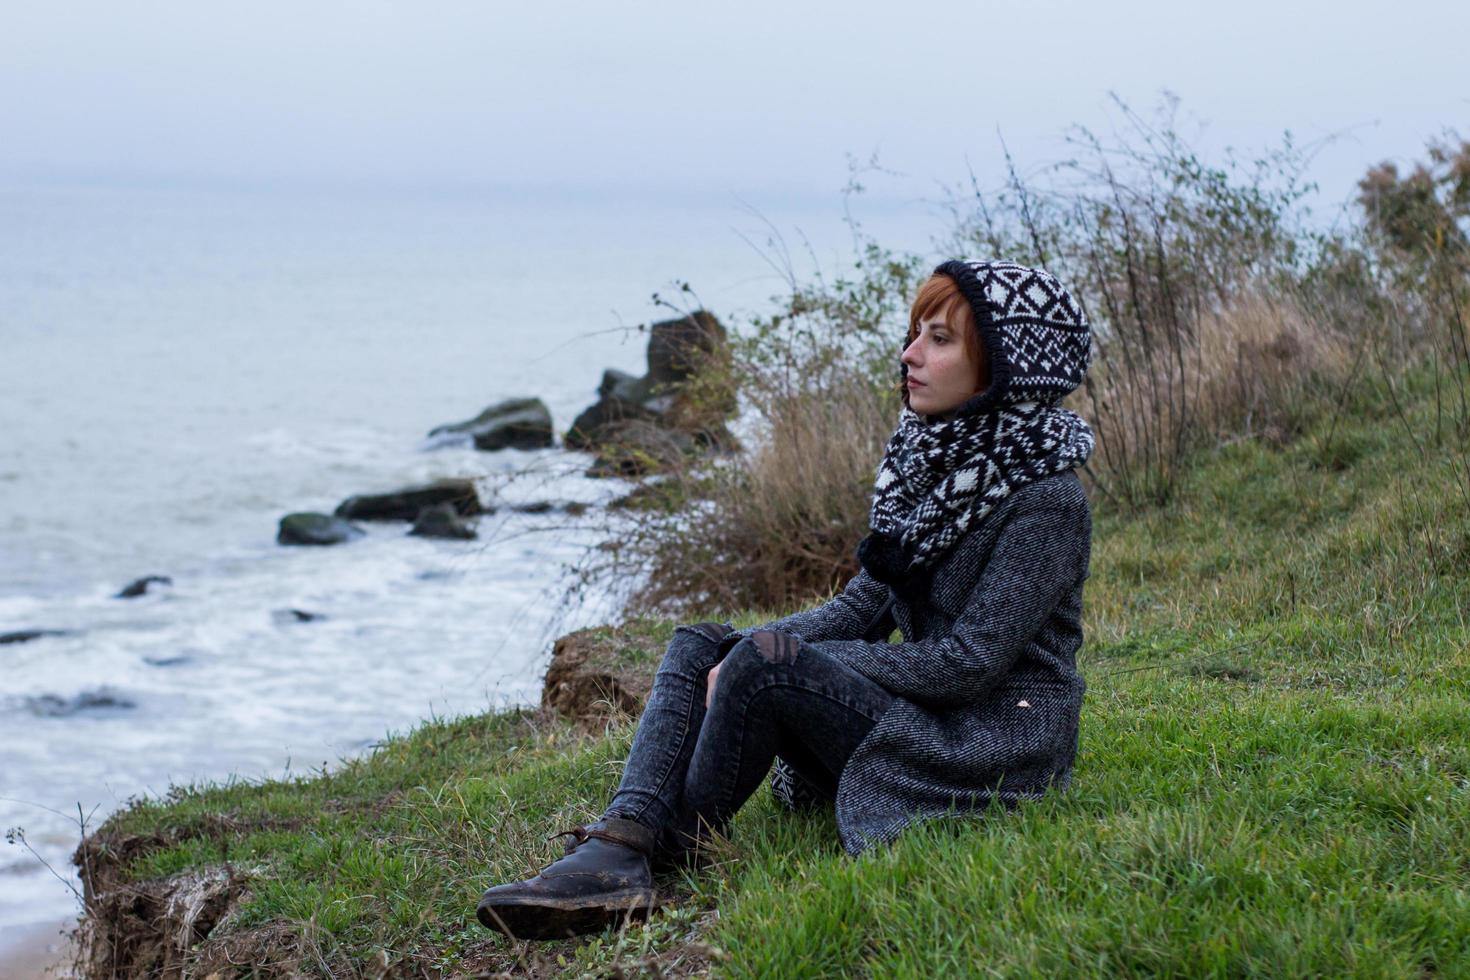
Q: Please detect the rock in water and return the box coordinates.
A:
[28,688,136,716]
[271,608,326,624]
[334,478,486,521]
[409,502,478,540]
[277,513,366,546]
[0,628,72,644]
[115,576,172,599]
[426,397,555,451]
[565,310,739,468]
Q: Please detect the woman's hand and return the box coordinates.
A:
[705,661,722,708]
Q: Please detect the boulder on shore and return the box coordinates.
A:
[646,309,727,386]
[334,478,487,522]
[565,310,740,473]
[564,372,662,452]
[409,502,478,540]
[598,368,643,400]
[426,397,555,452]
[278,513,365,546]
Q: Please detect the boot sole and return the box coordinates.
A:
[476,888,661,940]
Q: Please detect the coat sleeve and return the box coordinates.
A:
[718,565,894,655]
[806,504,1087,708]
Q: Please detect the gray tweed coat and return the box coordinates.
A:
[730,468,1092,855]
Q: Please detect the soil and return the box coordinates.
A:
[65,620,671,978]
[539,622,662,731]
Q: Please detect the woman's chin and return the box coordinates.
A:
[909,393,953,417]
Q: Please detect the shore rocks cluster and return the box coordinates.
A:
[6,314,736,724]
[273,475,595,546]
[276,309,737,546]
[566,310,739,476]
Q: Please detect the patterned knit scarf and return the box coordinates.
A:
[856,259,1096,599]
[857,402,1094,597]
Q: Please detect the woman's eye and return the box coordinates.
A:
[933,335,947,344]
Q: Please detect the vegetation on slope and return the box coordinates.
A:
[71,362,1469,978]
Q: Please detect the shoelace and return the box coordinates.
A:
[547,826,591,847]
[547,825,647,853]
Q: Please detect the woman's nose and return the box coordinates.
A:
[901,340,920,366]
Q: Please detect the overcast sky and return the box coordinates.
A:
[3,1,1467,206]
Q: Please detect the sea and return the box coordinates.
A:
[0,176,935,946]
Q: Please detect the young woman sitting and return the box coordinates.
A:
[477,259,1096,940]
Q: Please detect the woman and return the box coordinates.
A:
[477,259,1096,940]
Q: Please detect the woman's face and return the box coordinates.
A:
[901,314,987,417]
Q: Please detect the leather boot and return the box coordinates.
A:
[476,817,660,940]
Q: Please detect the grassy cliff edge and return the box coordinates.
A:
[70,368,1470,978]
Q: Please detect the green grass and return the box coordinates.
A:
[86,363,1470,977]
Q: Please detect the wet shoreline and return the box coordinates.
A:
[0,918,75,980]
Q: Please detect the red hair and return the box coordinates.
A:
[899,274,990,406]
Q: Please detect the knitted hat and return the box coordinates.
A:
[924,259,1093,416]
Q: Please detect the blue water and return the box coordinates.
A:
[0,178,933,934]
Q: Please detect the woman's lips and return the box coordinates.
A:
[906,378,926,388]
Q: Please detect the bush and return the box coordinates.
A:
[616,372,901,617]
[570,99,1470,620]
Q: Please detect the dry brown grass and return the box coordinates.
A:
[613,373,898,618]
[1082,286,1362,500]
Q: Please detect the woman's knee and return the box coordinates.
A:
[661,621,732,674]
[714,636,786,692]
[747,629,801,665]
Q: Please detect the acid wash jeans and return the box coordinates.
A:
[602,622,896,862]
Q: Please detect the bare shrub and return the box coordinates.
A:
[625,373,898,617]
[1085,287,1358,468]
[937,94,1333,505]
[567,102,1470,619]
[580,363,901,620]
[1353,132,1470,508]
